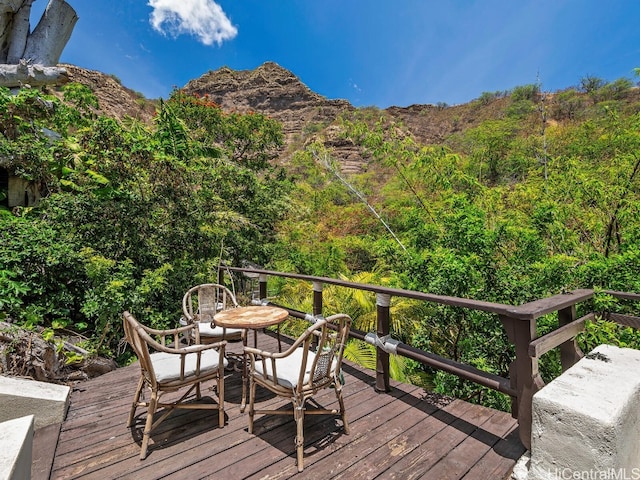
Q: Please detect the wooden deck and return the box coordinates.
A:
[40,331,525,479]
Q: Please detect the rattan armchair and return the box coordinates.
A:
[182,283,245,343]
[245,313,352,472]
[123,311,227,459]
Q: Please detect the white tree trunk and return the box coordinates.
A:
[0,0,27,14]
[23,0,77,66]
[6,0,33,63]
[0,0,77,87]
[0,0,30,63]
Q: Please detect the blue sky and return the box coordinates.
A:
[31,0,640,108]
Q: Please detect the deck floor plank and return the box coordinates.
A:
[333,399,478,480]
[47,330,525,479]
[157,359,379,480]
[419,407,523,479]
[461,428,526,480]
[238,389,426,479]
[208,380,424,480]
[379,401,503,480]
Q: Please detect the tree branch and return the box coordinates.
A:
[0,60,69,87]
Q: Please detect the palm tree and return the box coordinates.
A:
[273,271,430,386]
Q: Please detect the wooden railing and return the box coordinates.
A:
[222,267,639,450]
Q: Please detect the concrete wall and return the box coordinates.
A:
[7,176,40,207]
[0,376,71,479]
[526,344,640,479]
[0,415,34,480]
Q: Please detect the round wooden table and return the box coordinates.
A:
[214,305,289,412]
[214,305,288,329]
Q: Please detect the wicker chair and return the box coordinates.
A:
[123,311,227,459]
[182,283,245,343]
[245,313,352,472]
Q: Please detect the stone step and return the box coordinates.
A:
[0,376,70,430]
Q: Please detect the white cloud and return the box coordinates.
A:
[148,0,238,46]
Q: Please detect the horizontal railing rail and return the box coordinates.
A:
[223,266,638,450]
[230,267,518,315]
[253,296,516,397]
[528,312,595,359]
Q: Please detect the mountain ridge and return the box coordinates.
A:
[182,61,354,141]
[56,61,640,175]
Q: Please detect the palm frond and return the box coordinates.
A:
[343,340,376,370]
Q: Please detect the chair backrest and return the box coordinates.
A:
[124,310,210,384]
[123,311,157,386]
[302,313,352,391]
[182,283,239,324]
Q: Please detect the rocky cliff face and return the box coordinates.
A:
[55,62,555,175]
[182,62,354,142]
[56,64,156,123]
[53,62,365,170]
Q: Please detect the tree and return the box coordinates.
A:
[579,75,606,105]
[0,85,291,357]
[0,0,77,87]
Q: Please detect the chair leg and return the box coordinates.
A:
[335,385,350,435]
[248,375,256,434]
[294,400,305,472]
[240,344,248,413]
[140,390,158,460]
[217,374,225,427]
[128,376,145,427]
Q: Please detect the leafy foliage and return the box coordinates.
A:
[5,75,640,412]
[269,78,640,409]
[0,85,291,355]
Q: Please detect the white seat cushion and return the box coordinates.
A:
[254,348,320,389]
[197,322,243,338]
[151,349,227,383]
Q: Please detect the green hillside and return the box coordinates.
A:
[264,79,640,407]
[280,81,640,287]
[3,76,640,408]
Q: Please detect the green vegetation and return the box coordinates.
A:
[269,78,640,409]
[3,76,640,410]
[0,85,290,362]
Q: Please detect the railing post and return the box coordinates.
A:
[375,293,391,392]
[500,314,543,451]
[557,305,583,371]
[312,281,323,317]
[259,274,268,301]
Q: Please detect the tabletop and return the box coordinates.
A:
[214,305,289,329]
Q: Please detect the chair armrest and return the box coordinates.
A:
[244,341,299,360]
[244,345,276,359]
[244,317,328,360]
[150,337,227,355]
[135,322,226,354]
[138,322,200,349]
[180,341,227,354]
[138,322,194,337]
[152,339,227,382]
